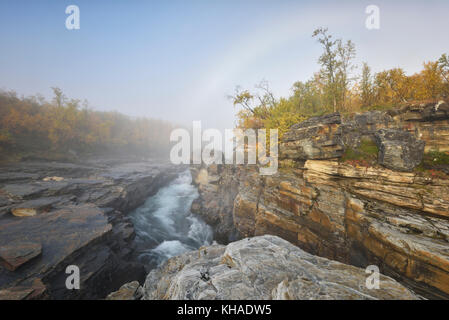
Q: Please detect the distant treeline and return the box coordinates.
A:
[0,88,175,161]
[232,28,449,137]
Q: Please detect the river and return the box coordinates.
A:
[130,169,213,270]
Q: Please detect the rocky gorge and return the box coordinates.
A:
[0,157,183,299]
[187,100,449,299]
[3,100,449,300]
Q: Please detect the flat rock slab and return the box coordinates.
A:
[1,183,49,199]
[0,242,42,271]
[0,204,112,290]
[143,235,419,300]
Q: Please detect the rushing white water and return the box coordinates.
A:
[130,170,213,270]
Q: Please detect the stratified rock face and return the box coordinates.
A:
[375,129,425,172]
[142,235,418,300]
[280,113,344,160]
[190,164,243,243]
[0,159,183,299]
[391,100,449,152]
[190,102,449,299]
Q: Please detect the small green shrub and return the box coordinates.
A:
[361,104,395,112]
[359,139,379,156]
[415,151,449,178]
[341,138,379,166]
[424,151,449,166]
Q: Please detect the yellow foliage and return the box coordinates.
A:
[235,54,448,135]
[0,89,174,158]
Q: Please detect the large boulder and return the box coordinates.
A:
[280,113,344,160]
[375,129,425,172]
[142,235,418,300]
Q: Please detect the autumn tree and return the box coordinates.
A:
[312,27,339,112]
[360,62,374,107]
[412,61,444,100]
[289,76,324,116]
[438,53,449,96]
[312,28,356,112]
[51,87,66,108]
[336,38,356,109]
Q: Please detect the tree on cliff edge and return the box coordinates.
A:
[312,28,356,113]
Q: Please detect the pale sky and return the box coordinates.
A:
[1,0,448,132]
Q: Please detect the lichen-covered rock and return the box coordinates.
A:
[142,235,418,300]
[375,129,425,172]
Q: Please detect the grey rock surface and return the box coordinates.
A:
[0,158,183,299]
[142,235,418,300]
[375,129,425,171]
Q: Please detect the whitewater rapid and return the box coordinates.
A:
[130,170,213,270]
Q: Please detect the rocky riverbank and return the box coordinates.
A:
[190,101,449,299]
[110,235,418,300]
[0,158,183,299]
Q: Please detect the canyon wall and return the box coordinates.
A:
[191,100,449,299]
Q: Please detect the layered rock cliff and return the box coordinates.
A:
[191,100,449,299]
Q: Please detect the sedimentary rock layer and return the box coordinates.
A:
[191,102,449,299]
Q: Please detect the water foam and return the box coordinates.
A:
[130,170,213,270]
